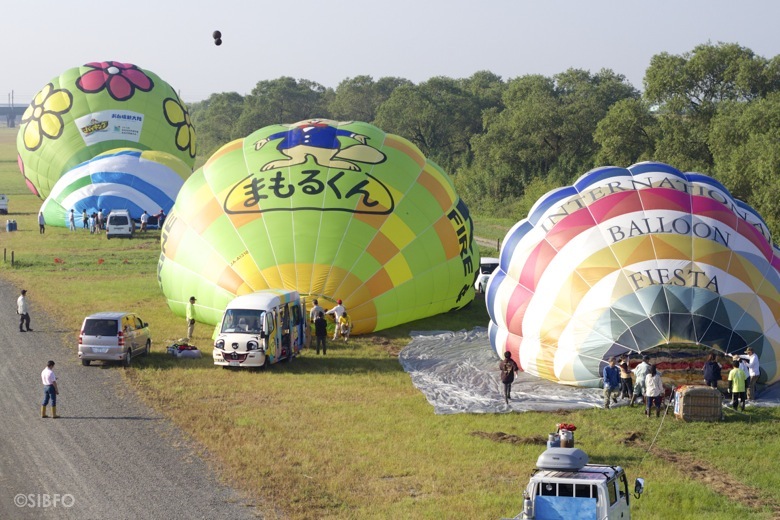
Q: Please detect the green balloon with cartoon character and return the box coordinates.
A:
[16,61,196,199]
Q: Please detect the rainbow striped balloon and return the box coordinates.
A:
[158,119,478,333]
[488,162,778,387]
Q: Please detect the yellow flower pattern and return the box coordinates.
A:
[163,97,197,158]
[21,83,73,151]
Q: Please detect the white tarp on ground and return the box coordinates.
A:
[399,327,780,415]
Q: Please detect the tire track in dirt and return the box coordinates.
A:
[622,431,780,516]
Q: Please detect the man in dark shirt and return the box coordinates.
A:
[314,311,328,355]
[499,352,519,404]
[603,357,621,409]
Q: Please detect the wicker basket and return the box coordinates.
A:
[673,385,723,422]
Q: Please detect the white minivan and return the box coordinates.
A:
[106,209,134,239]
[474,257,499,293]
[213,290,309,369]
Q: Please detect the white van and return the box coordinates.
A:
[213,290,309,368]
[474,257,499,293]
[106,209,134,239]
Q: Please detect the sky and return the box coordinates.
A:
[3,0,780,105]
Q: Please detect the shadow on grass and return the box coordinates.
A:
[132,351,405,374]
[54,416,161,421]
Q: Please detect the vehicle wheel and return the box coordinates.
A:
[106,235,111,240]
[262,355,270,369]
[143,340,150,357]
[123,349,132,367]
[82,359,91,366]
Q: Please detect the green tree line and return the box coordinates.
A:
[189,42,780,239]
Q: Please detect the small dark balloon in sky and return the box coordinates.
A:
[214,38,222,46]
[212,30,222,40]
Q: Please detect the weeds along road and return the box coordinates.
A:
[0,278,261,520]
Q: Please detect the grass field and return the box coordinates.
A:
[2,126,779,519]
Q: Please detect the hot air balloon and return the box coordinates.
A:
[487,162,778,387]
[40,148,190,227]
[17,61,196,198]
[158,119,478,333]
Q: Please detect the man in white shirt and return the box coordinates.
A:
[68,209,76,231]
[739,347,760,400]
[140,211,149,232]
[630,355,652,407]
[41,360,60,418]
[325,299,346,340]
[17,289,32,332]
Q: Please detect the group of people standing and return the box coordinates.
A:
[708,348,761,411]
[35,208,166,235]
[602,348,762,415]
[309,298,352,355]
[602,355,664,416]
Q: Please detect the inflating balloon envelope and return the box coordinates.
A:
[487,162,778,387]
[158,119,478,333]
[40,148,190,227]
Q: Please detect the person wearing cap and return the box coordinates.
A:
[727,355,747,411]
[325,299,346,340]
[17,289,32,332]
[631,355,652,407]
[41,360,60,418]
[738,347,760,400]
[499,351,519,404]
[186,296,197,340]
[703,352,722,389]
[602,357,621,409]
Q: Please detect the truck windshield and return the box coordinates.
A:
[221,309,264,334]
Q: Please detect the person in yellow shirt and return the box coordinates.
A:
[728,355,747,411]
[338,312,352,342]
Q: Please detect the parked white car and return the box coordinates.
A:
[106,209,134,239]
[474,257,499,293]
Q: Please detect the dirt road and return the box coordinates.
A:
[0,279,261,519]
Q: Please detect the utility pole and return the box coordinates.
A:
[8,90,16,128]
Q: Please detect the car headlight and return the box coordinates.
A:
[247,340,258,351]
[215,339,225,350]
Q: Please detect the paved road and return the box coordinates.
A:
[0,279,262,519]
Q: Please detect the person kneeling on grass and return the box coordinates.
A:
[338,312,352,342]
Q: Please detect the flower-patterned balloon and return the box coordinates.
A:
[488,162,778,387]
[17,61,196,198]
[158,119,478,333]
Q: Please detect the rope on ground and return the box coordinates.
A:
[636,397,674,469]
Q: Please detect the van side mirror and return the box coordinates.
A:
[633,478,644,498]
